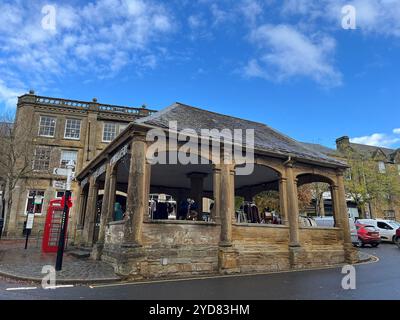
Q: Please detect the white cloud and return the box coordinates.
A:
[0,81,24,109]
[351,133,400,147]
[244,24,342,87]
[393,128,400,134]
[0,0,175,107]
[281,0,400,37]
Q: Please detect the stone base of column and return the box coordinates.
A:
[113,246,149,280]
[91,242,104,260]
[218,245,240,275]
[344,243,358,264]
[289,245,306,269]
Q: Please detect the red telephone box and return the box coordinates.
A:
[42,198,70,253]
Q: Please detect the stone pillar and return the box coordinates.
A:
[187,172,207,220]
[331,185,341,228]
[218,163,239,274]
[92,163,112,259]
[319,197,325,217]
[286,163,300,247]
[212,165,221,223]
[107,167,117,222]
[219,163,234,246]
[336,172,358,264]
[143,163,151,222]
[279,177,288,225]
[81,177,98,247]
[122,135,147,247]
[73,187,87,245]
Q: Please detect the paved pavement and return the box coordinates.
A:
[0,239,371,284]
[0,242,398,300]
[0,240,119,283]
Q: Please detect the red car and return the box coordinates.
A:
[355,223,381,247]
[395,228,400,248]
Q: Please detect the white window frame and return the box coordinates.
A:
[24,190,45,216]
[60,150,78,172]
[38,116,57,138]
[64,118,81,140]
[102,122,117,143]
[33,146,51,171]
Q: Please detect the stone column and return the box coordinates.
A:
[92,163,112,259]
[212,165,221,223]
[81,177,98,247]
[319,197,326,217]
[337,171,358,263]
[286,162,300,247]
[122,135,147,247]
[107,167,117,222]
[279,177,288,225]
[331,185,341,228]
[219,163,234,246]
[143,163,151,222]
[187,172,207,220]
[218,163,239,274]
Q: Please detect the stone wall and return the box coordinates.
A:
[295,227,345,268]
[102,220,220,279]
[102,222,347,279]
[232,224,290,273]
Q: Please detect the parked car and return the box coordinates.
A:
[356,219,398,243]
[354,223,381,247]
[394,228,400,248]
[349,218,359,246]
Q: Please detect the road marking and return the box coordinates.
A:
[6,287,37,291]
[44,285,74,289]
[89,255,379,289]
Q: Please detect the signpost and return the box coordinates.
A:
[55,160,75,271]
[24,206,36,249]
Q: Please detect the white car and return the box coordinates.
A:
[356,219,399,243]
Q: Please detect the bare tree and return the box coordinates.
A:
[0,111,37,234]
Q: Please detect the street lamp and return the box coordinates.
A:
[55,160,75,271]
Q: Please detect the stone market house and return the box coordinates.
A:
[75,103,357,279]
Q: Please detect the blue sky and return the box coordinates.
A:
[1,0,400,149]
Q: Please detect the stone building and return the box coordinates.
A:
[3,91,155,238]
[304,137,400,220]
[75,102,356,279]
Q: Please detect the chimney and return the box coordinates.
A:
[336,136,350,151]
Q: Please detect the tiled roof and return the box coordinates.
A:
[136,102,347,167]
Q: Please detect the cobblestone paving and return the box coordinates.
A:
[0,240,120,283]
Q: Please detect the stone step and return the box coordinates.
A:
[68,249,91,259]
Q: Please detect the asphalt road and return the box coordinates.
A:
[0,243,399,300]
